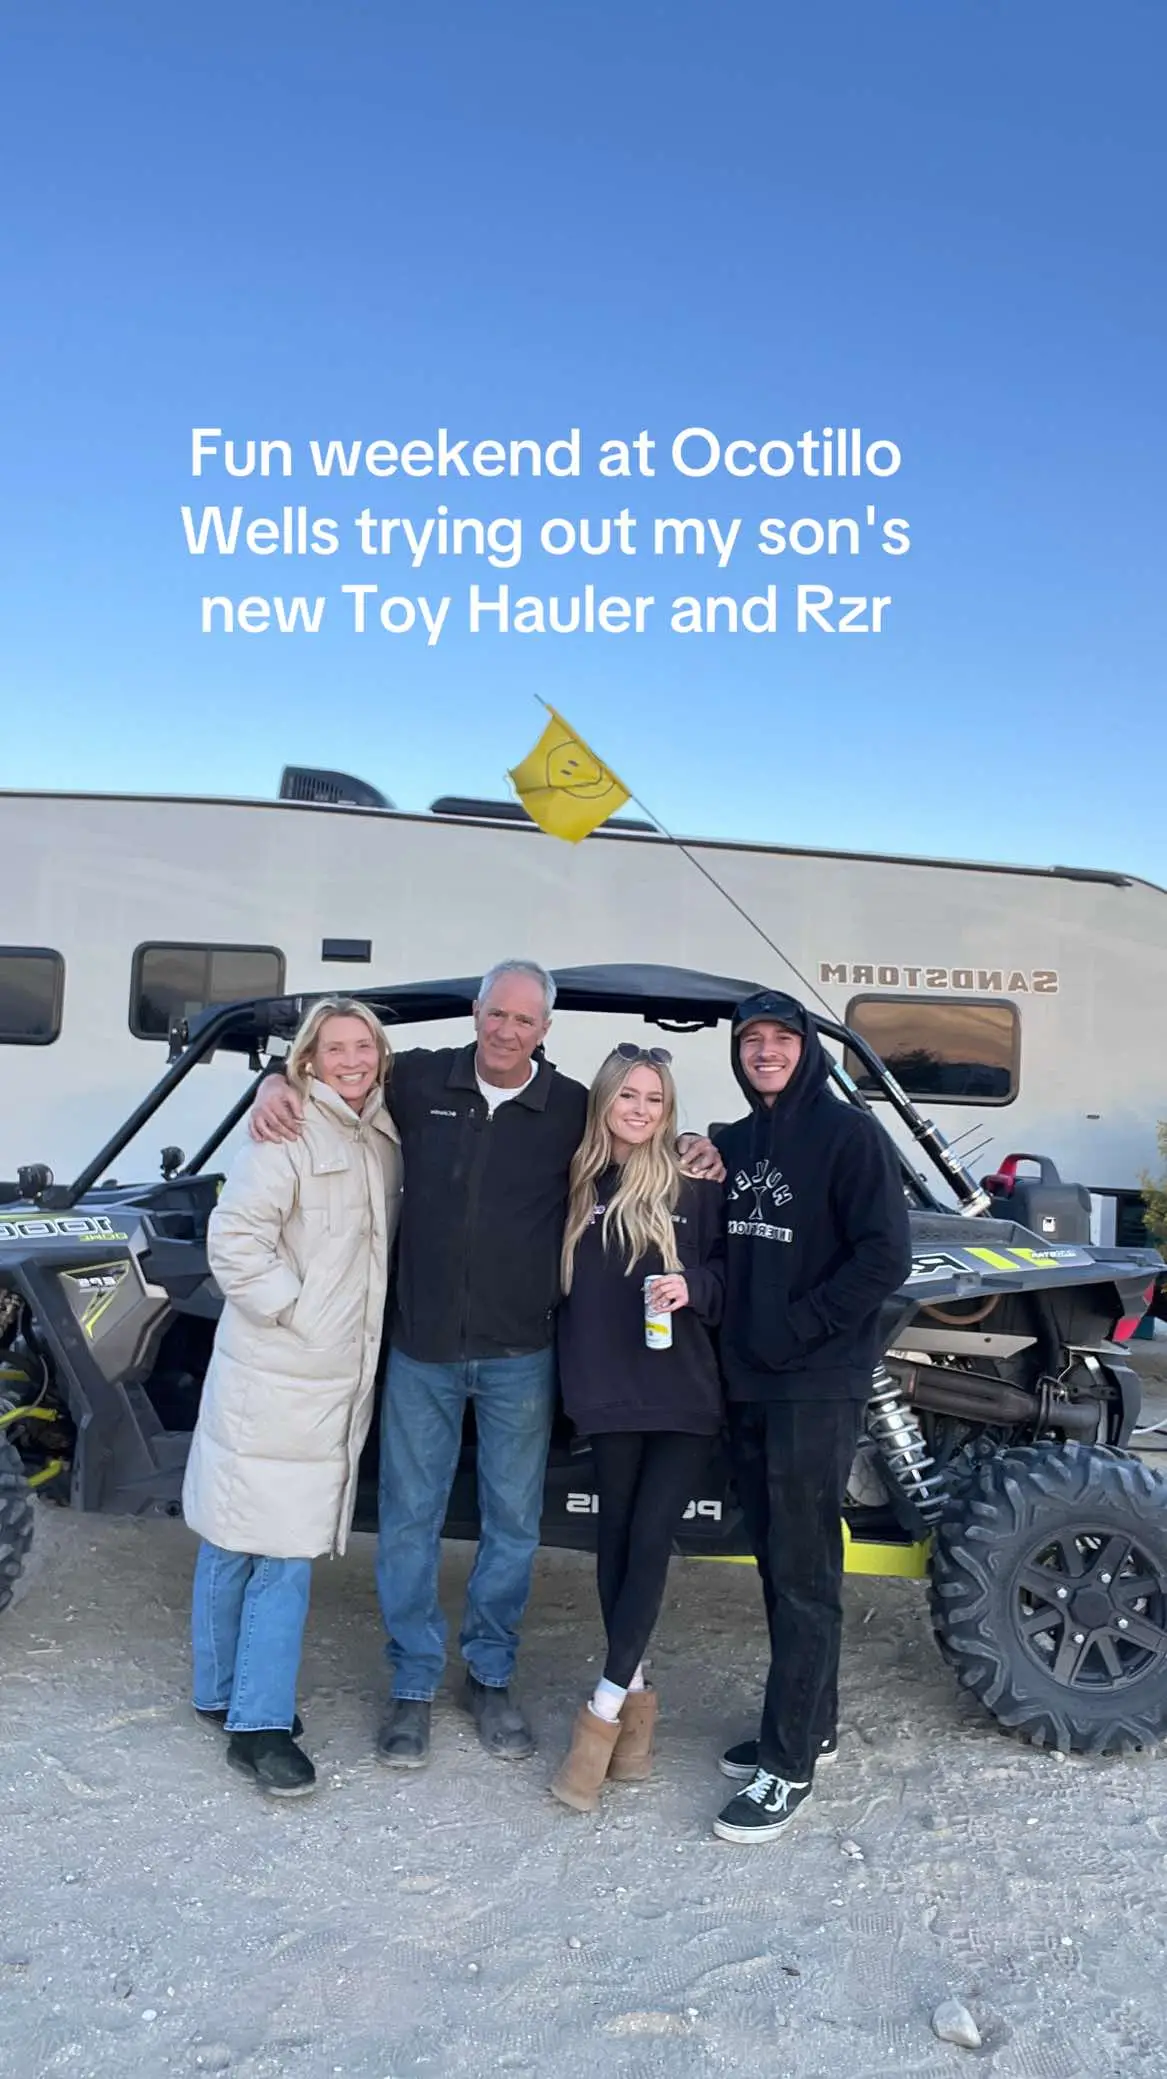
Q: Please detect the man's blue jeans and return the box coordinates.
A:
[375,1345,556,1699]
[191,1540,312,1733]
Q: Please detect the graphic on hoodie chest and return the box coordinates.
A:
[727,1160,794,1243]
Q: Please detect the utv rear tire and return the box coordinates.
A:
[930,1442,1167,1755]
[0,1429,35,1617]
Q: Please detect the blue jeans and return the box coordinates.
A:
[375,1345,556,1698]
[191,1541,312,1734]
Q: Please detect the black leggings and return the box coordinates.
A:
[590,1431,712,1688]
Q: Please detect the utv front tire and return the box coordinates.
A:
[930,1442,1167,1755]
[0,1429,35,1617]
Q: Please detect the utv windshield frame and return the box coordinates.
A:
[37,963,988,1215]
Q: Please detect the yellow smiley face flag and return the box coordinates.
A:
[507,705,631,843]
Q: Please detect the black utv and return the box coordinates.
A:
[1,965,1164,1755]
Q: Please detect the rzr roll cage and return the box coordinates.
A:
[30,964,991,1217]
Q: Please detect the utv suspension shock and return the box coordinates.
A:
[866,1362,948,1526]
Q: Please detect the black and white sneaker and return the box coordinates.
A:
[718,1734,837,1782]
[713,1768,812,1842]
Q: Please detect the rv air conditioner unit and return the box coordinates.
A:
[279,766,394,810]
[429,794,654,833]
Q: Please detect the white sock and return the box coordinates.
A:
[589,1677,626,1722]
[628,1665,646,1692]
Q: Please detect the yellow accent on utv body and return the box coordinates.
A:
[701,1521,932,1580]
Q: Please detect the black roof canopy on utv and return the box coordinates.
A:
[187,961,769,1049]
[0,956,1154,1250]
[47,960,987,1220]
[2,960,1157,1329]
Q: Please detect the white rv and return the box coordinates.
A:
[1,775,1163,1239]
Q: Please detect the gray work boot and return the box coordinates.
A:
[376,1698,432,1769]
[462,1673,535,1760]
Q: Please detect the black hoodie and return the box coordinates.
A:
[714,991,913,1401]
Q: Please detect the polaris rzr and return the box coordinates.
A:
[1,965,1164,1755]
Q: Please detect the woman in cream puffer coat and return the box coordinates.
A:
[182,997,402,1798]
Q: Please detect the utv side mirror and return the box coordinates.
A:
[17,1163,54,1204]
[160,1147,185,1180]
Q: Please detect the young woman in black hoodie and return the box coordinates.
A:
[549,1045,724,1814]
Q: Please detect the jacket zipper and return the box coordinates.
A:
[336,1121,375,1555]
[458,1105,493,1353]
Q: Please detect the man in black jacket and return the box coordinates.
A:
[709,990,912,1844]
[253,959,586,1766]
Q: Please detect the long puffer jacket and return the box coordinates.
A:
[182,1079,402,1559]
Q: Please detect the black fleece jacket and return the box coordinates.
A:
[267,1043,587,1360]
[714,997,913,1401]
[556,1170,725,1436]
[389,1045,588,1361]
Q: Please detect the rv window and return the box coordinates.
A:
[130,944,286,1040]
[0,948,65,1045]
[844,995,1020,1104]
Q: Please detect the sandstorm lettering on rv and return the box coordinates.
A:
[819,964,1060,994]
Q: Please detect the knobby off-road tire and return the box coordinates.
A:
[0,1428,35,1617]
[929,1442,1167,1754]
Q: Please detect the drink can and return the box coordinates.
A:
[643,1276,672,1351]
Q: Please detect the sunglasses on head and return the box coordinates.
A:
[612,1042,673,1066]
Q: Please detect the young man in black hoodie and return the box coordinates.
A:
[710,990,912,1844]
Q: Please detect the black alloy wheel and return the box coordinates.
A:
[930,1441,1167,1753]
[1014,1522,1167,1692]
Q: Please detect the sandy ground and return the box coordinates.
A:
[3,1489,1167,2079]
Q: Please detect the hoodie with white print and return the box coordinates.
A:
[714,992,912,1403]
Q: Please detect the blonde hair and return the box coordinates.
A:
[286,998,392,1095]
[561,1052,683,1293]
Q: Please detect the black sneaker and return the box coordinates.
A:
[226,1729,316,1798]
[718,1734,837,1781]
[713,1769,813,1843]
[375,1698,432,1769]
[461,1674,535,1760]
[197,1706,304,1739]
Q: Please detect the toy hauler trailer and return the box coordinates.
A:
[0,777,1163,1238]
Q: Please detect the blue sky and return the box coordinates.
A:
[3,0,1165,880]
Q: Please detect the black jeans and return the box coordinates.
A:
[726,1397,865,1783]
[590,1431,713,1688]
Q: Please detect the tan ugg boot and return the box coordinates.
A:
[550,1706,623,1813]
[608,1688,658,1782]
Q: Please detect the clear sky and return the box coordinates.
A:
[3,0,1165,881]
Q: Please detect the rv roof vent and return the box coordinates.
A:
[279,766,394,810]
[429,794,654,833]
